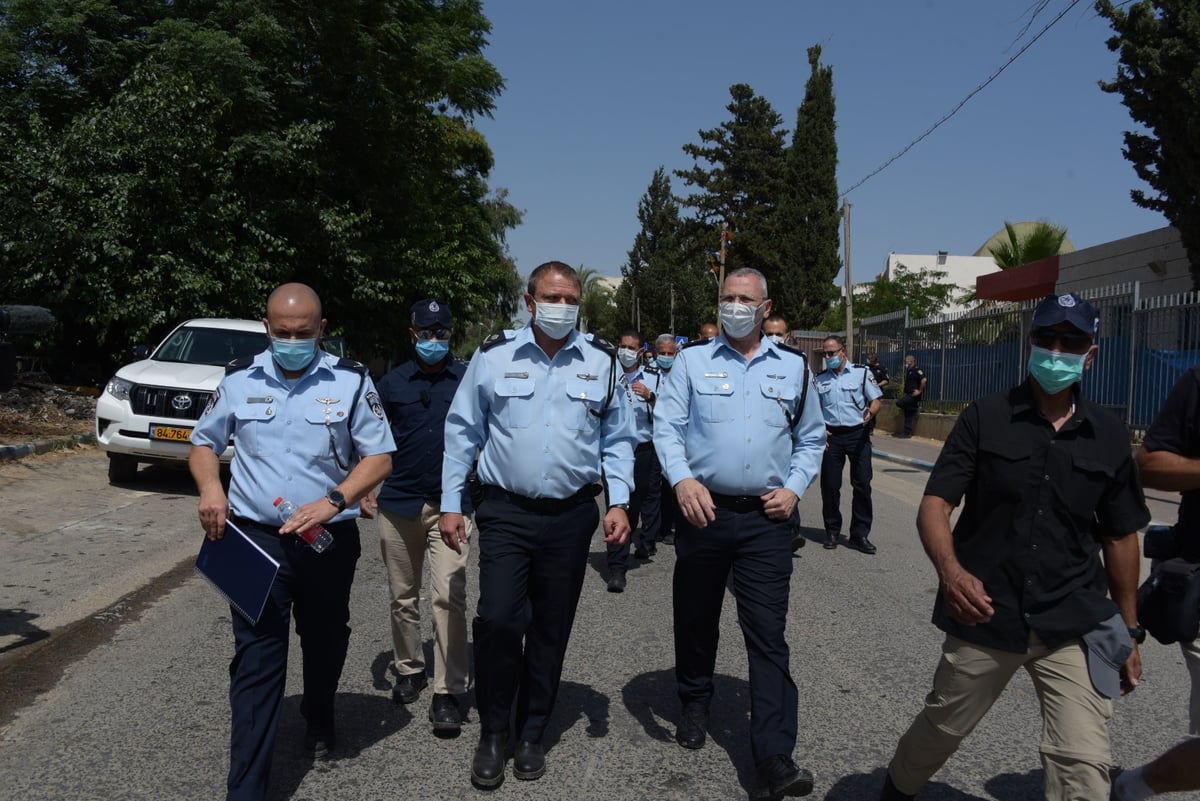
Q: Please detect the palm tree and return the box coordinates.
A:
[576,266,614,335]
[989,220,1068,269]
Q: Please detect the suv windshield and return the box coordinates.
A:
[154,326,268,366]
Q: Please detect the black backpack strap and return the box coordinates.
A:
[586,335,619,419]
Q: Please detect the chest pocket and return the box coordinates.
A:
[564,378,604,431]
[1062,453,1116,527]
[305,405,351,460]
[760,380,797,428]
[696,379,735,423]
[976,436,1033,506]
[494,377,535,428]
[233,405,276,457]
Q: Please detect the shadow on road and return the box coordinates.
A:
[0,607,49,654]
[825,768,989,800]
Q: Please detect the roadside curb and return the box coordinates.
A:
[0,433,96,463]
[872,447,937,472]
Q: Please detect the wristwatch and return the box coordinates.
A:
[325,489,347,512]
[609,503,630,511]
[1128,625,1146,644]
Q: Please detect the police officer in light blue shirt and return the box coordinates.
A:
[816,334,883,554]
[654,267,825,799]
[189,283,395,801]
[438,261,635,789]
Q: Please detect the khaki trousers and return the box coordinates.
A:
[889,632,1113,801]
[377,504,473,695]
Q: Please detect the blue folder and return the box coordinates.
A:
[194,519,280,625]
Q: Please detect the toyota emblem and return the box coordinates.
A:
[171,394,194,411]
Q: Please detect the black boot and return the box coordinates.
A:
[471,731,508,788]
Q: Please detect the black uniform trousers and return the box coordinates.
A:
[897,393,920,434]
[606,441,660,570]
[820,425,874,541]
[473,486,600,742]
[226,517,361,801]
[673,503,797,763]
[654,451,678,542]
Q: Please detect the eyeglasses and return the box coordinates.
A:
[1031,327,1092,351]
[416,328,452,341]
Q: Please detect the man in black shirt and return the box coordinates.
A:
[894,354,925,438]
[879,293,1148,801]
[867,354,890,391]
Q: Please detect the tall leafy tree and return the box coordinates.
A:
[819,265,956,330]
[1097,0,1200,287]
[616,168,711,338]
[988,220,1069,269]
[0,0,518,379]
[675,84,787,282]
[771,45,840,329]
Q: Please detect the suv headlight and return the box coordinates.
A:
[105,376,134,401]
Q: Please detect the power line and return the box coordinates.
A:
[839,0,1085,198]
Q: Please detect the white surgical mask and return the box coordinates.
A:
[766,334,786,346]
[617,348,641,369]
[719,302,762,339]
[533,302,579,340]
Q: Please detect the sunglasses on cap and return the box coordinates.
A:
[1030,327,1092,350]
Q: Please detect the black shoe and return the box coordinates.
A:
[513,740,546,780]
[633,544,649,559]
[647,541,657,557]
[471,731,508,788]
[661,531,675,545]
[428,693,461,732]
[894,432,911,439]
[823,533,838,550]
[607,572,626,593]
[791,534,806,552]
[752,754,814,798]
[303,726,335,759]
[393,672,428,704]
[850,538,877,555]
[675,701,708,749]
[880,772,916,800]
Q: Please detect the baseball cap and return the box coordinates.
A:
[411,299,452,328]
[1031,293,1099,336]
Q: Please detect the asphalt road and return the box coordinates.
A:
[0,447,1191,800]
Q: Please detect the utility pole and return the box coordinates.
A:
[669,285,675,335]
[716,222,730,331]
[842,198,854,359]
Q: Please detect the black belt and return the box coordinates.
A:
[481,484,599,514]
[708,492,765,513]
[827,423,865,434]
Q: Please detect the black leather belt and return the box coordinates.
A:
[482,484,599,514]
[827,424,865,434]
[709,492,765,513]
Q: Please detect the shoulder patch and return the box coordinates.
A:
[335,357,368,374]
[587,335,617,356]
[364,390,385,421]
[480,331,511,352]
[682,337,711,349]
[225,355,254,375]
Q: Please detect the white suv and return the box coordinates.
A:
[95,318,268,483]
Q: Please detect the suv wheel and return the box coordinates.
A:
[108,453,139,483]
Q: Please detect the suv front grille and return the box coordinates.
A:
[130,385,212,421]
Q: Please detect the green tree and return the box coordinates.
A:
[770,45,840,329]
[615,167,711,338]
[988,220,1068,269]
[1097,0,1200,288]
[0,0,518,380]
[675,84,786,282]
[577,266,618,338]
[819,265,957,330]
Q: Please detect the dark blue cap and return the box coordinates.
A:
[411,299,451,328]
[1031,292,1099,336]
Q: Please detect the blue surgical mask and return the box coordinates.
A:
[1028,344,1087,394]
[656,355,675,370]
[826,356,842,371]
[415,339,450,365]
[271,337,318,372]
[533,302,579,340]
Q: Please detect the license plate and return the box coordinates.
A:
[150,424,194,442]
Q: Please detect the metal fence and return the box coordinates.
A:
[843,281,1200,435]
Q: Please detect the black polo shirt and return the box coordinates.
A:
[1142,366,1200,560]
[903,364,925,394]
[375,357,469,518]
[869,363,890,387]
[925,379,1149,652]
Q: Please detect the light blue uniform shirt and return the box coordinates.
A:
[815,364,883,427]
[654,336,825,497]
[441,326,636,514]
[620,364,661,445]
[191,349,396,523]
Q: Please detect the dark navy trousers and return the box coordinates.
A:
[820,425,874,540]
[673,506,797,763]
[225,517,360,801]
[473,489,599,742]
[606,441,660,570]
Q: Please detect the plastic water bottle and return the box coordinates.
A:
[273,497,333,553]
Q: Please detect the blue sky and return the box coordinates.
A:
[474,0,1164,288]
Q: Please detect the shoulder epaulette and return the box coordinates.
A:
[225,355,254,375]
[682,337,711,349]
[480,330,511,352]
[776,342,807,361]
[643,363,661,375]
[335,357,368,374]
[587,334,617,356]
